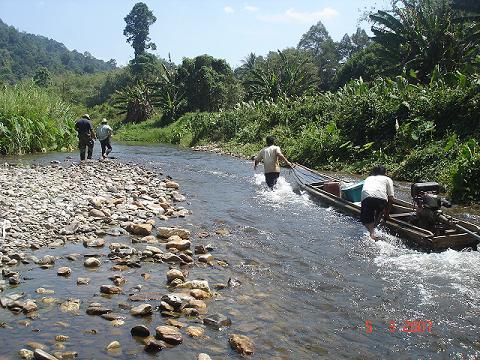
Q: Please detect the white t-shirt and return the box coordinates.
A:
[256,145,281,173]
[96,124,113,141]
[361,175,394,201]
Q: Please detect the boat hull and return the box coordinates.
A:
[293,165,480,252]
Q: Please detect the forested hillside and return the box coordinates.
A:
[0,19,116,83]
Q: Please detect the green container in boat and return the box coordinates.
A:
[341,181,364,202]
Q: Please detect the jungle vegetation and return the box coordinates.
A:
[1,0,479,202]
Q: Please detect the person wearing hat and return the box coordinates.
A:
[75,114,96,161]
[96,118,113,159]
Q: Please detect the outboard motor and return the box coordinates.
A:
[411,182,450,234]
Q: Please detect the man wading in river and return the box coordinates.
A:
[254,135,292,189]
[360,165,394,240]
[96,118,113,159]
[75,114,96,161]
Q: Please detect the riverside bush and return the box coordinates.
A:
[116,72,480,203]
[0,82,76,154]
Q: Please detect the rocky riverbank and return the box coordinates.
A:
[0,160,254,359]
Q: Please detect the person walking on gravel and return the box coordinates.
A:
[96,118,113,159]
[75,114,95,161]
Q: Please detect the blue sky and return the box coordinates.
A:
[0,0,389,67]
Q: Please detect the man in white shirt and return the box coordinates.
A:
[254,136,292,189]
[360,165,394,240]
[96,118,113,159]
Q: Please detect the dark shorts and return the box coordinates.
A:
[360,197,387,224]
[265,172,280,189]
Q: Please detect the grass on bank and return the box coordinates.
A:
[0,82,77,154]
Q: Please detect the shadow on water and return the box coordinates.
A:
[1,143,480,359]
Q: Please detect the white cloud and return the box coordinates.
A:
[224,6,235,14]
[245,5,259,12]
[258,7,339,24]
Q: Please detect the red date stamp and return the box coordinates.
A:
[365,320,432,334]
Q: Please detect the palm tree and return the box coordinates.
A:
[370,0,479,82]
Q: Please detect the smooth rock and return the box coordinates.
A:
[106,341,120,350]
[83,238,105,248]
[84,258,101,268]
[229,334,255,355]
[59,299,80,313]
[198,254,214,263]
[19,349,34,360]
[186,326,204,337]
[190,289,211,300]
[77,277,90,285]
[130,304,152,316]
[144,338,166,353]
[203,314,232,329]
[131,325,150,337]
[166,239,191,251]
[100,285,122,295]
[166,269,185,283]
[155,326,183,345]
[57,267,71,276]
[157,227,190,239]
[198,354,212,360]
[33,349,58,360]
[176,280,210,292]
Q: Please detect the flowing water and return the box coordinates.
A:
[1,143,480,359]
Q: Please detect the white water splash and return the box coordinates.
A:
[372,230,480,309]
[253,173,312,209]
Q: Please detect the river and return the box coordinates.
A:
[1,143,480,359]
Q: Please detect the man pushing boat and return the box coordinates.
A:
[360,165,394,240]
[254,136,292,189]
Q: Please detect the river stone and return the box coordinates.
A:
[52,352,77,360]
[162,253,182,263]
[157,227,190,239]
[33,349,58,360]
[145,246,162,254]
[106,341,120,350]
[38,255,55,266]
[9,275,20,285]
[190,289,211,300]
[203,314,232,329]
[86,305,112,316]
[77,277,90,285]
[130,304,152,316]
[23,300,38,313]
[185,299,207,309]
[101,313,126,321]
[229,334,255,355]
[165,319,185,328]
[144,338,166,353]
[55,335,69,342]
[165,181,179,189]
[57,267,71,276]
[89,209,105,218]
[60,299,80,313]
[186,326,204,337]
[127,223,153,236]
[194,245,208,255]
[131,325,150,337]
[166,269,185,283]
[159,301,175,312]
[155,326,183,345]
[161,294,182,309]
[129,292,164,302]
[26,342,46,350]
[198,354,212,360]
[215,228,230,236]
[176,280,210,292]
[166,239,191,251]
[198,254,214,263]
[83,238,105,248]
[19,349,34,360]
[84,258,101,268]
[100,285,122,295]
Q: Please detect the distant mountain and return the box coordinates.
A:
[0,19,116,83]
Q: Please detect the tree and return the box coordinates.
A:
[124,2,157,59]
[370,0,479,82]
[155,64,186,124]
[244,49,318,101]
[113,82,155,123]
[177,55,242,112]
[298,21,340,90]
[33,67,51,87]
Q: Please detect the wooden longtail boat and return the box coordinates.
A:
[291,163,480,252]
